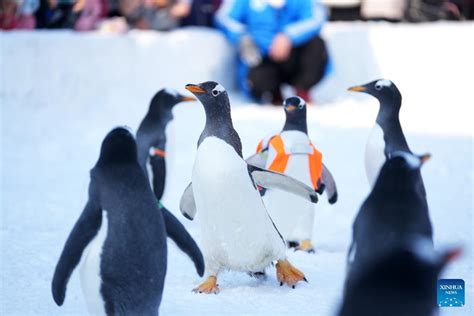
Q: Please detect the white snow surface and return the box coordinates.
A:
[1,23,473,315]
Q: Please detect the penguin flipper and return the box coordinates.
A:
[246,153,267,169]
[248,165,319,203]
[179,182,197,220]
[161,205,205,276]
[52,199,102,306]
[149,156,166,201]
[322,163,338,204]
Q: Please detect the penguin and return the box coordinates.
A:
[246,96,338,252]
[348,79,425,193]
[136,88,195,201]
[135,89,205,276]
[52,127,203,315]
[180,81,321,294]
[340,237,461,316]
[347,151,434,278]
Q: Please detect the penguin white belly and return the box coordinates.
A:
[192,137,285,275]
[79,211,108,315]
[263,131,315,241]
[365,123,386,187]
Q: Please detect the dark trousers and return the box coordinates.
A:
[248,35,328,101]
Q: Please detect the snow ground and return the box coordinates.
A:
[1,23,473,315]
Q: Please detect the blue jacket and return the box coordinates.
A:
[215,0,328,92]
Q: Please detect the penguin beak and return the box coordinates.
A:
[285,105,297,112]
[179,94,196,102]
[185,84,206,94]
[420,153,431,165]
[347,85,367,92]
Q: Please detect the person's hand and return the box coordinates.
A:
[269,33,292,62]
[170,2,191,18]
[239,35,262,67]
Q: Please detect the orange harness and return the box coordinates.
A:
[257,135,323,190]
[150,147,166,158]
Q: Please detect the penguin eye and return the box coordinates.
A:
[212,89,220,97]
[298,103,305,109]
[375,84,383,91]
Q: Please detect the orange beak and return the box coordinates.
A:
[285,105,297,112]
[348,85,367,92]
[420,153,431,164]
[185,84,206,94]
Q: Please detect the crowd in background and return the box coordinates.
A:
[1,0,471,105]
[0,0,471,31]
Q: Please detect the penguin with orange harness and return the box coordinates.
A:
[247,96,338,253]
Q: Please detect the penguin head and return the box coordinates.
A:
[149,88,195,113]
[387,151,431,170]
[374,151,431,189]
[282,96,308,133]
[348,79,402,111]
[97,126,138,165]
[185,81,230,115]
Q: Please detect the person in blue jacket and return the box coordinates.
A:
[216,0,328,104]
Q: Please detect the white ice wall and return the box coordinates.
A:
[2,22,473,108]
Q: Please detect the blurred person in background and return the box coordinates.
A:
[120,0,192,30]
[216,0,329,105]
[1,0,39,29]
[181,0,221,27]
[35,0,82,28]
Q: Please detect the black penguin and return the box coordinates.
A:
[347,151,433,276]
[136,89,204,278]
[136,88,195,200]
[348,79,426,194]
[245,96,337,252]
[179,82,321,293]
[340,237,461,316]
[52,127,203,315]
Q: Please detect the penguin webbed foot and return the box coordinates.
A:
[276,259,307,288]
[192,276,219,294]
[295,239,315,254]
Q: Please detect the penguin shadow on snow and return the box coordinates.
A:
[51,127,204,315]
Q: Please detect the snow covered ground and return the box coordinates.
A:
[1,22,473,315]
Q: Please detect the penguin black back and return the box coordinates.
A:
[282,96,308,134]
[349,152,433,272]
[185,81,243,157]
[52,127,168,315]
[340,238,459,316]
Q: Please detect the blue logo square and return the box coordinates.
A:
[437,279,464,307]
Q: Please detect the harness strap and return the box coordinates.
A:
[257,134,323,190]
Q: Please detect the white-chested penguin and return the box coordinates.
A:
[348,79,426,195]
[52,127,203,315]
[347,152,434,279]
[136,88,195,201]
[135,89,204,276]
[180,81,321,293]
[340,237,461,316]
[246,96,338,252]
